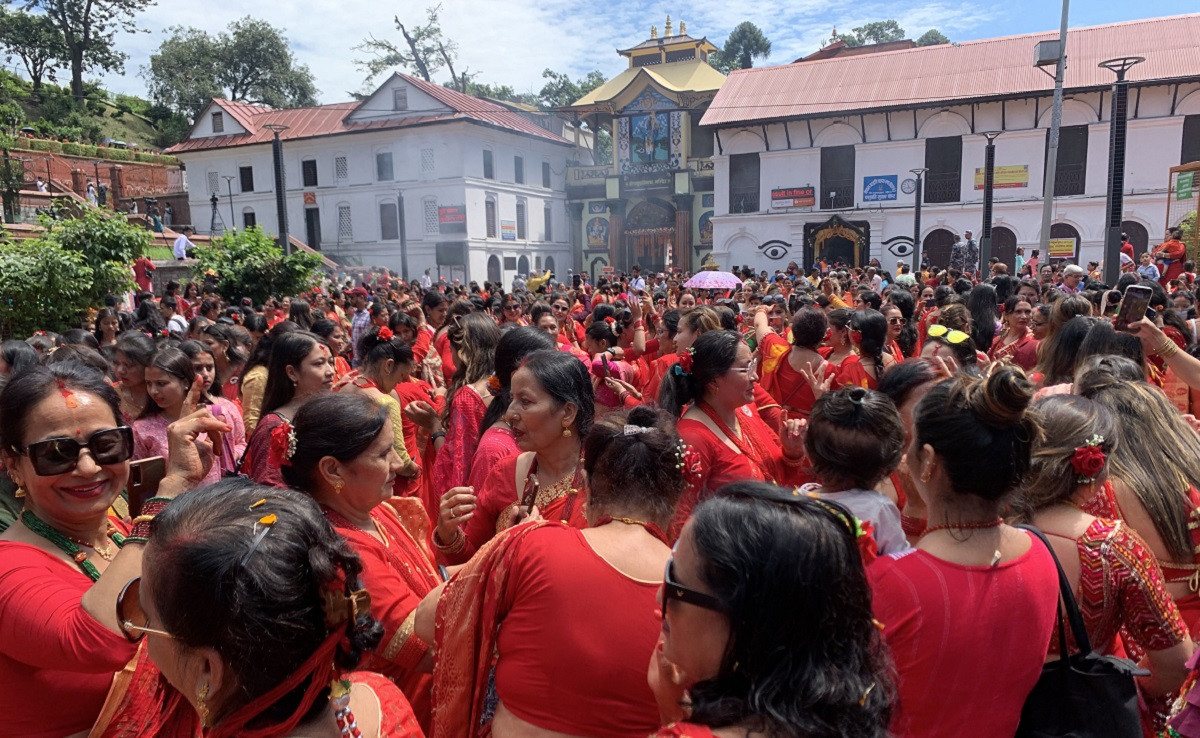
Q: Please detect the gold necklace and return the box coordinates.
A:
[64,524,118,561]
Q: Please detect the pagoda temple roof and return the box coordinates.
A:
[567,60,725,110]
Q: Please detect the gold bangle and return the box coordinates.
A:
[1158,339,1180,359]
[131,515,155,525]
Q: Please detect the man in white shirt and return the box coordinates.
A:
[160,296,188,336]
[173,227,195,260]
[629,265,646,293]
[421,269,432,289]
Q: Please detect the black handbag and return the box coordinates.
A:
[1016,524,1148,738]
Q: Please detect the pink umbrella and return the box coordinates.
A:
[683,271,743,290]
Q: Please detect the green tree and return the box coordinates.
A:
[709,21,772,73]
[0,149,25,223]
[537,68,606,110]
[146,18,317,117]
[0,9,66,96]
[841,20,906,47]
[458,80,537,107]
[38,204,149,306]
[192,226,322,305]
[915,29,951,46]
[0,102,24,137]
[0,238,93,337]
[23,0,153,102]
[354,4,471,92]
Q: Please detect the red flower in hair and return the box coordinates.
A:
[377,326,394,341]
[1070,441,1106,481]
[604,317,615,324]
[678,347,694,374]
[269,420,297,468]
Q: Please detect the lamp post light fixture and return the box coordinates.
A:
[910,167,928,270]
[979,132,1002,271]
[263,123,290,254]
[1099,56,1144,285]
[222,175,237,231]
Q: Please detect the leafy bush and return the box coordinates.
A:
[38,206,150,308]
[62,142,84,156]
[0,102,25,137]
[192,226,323,304]
[0,239,94,338]
[26,138,61,153]
[105,148,133,161]
[135,152,155,163]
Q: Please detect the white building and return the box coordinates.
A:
[168,73,590,283]
[700,14,1200,272]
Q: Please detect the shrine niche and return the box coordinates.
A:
[623,198,676,273]
[803,215,870,268]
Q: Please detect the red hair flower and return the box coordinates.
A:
[487,375,502,393]
[269,420,298,468]
[676,347,695,375]
[604,316,616,324]
[377,326,394,341]
[1070,435,1106,483]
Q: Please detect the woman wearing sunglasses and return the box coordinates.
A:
[423,406,687,738]
[112,479,423,737]
[650,481,893,737]
[0,362,229,737]
[498,295,528,327]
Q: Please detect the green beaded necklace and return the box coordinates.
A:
[20,510,125,582]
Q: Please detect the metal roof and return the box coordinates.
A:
[702,13,1200,128]
[167,73,572,154]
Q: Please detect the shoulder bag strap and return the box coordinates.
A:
[1017,523,1094,656]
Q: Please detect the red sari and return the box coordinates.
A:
[673,403,809,539]
[241,412,287,488]
[835,354,881,390]
[394,377,444,501]
[652,724,717,738]
[433,522,661,738]
[323,499,441,731]
[437,425,521,565]
[757,332,835,421]
[467,453,588,553]
[988,331,1038,371]
[428,386,488,523]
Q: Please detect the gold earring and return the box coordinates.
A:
[333,479,344,495]
[14,486,25,498]
[562,426,572,438]
[197,683,210,727]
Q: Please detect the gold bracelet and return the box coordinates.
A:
[1158,339,1180,359]
[131,515,156,525]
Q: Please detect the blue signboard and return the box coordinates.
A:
[863,175,898,202]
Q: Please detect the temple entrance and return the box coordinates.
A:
[803,215,870,268]
[623,198,675,273]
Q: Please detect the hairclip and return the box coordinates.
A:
[241,512,278,564]
[622,425,653,436]
[322,587,372,628]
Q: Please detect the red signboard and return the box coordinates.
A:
[770,186,815,208]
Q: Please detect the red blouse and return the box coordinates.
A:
[346,671,425,737]
[493,525,662,737]
[757,332,835,420]
[324,501,440,731]
[439,426,521,565]
[868,536,1059,738]
[434,330,456,378]
[242,412,286,488]
[428,386,487,518]
[988,332,1038,371]
[652,724,716,738]
[835,354,880,390]
[466,453,588,555]
[0,542,138,738]
[1044,518,1187,659]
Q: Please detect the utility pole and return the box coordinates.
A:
[980,132,1002,269]
[1100,57,1144,285]
[910,168,928,270]
[264,124,290,254]
[1038,0,1070,254]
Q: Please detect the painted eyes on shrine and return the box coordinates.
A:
[758,240,790,261]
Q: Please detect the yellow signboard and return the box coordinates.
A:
[973,165,1029,190]
[1048,237,1077,259]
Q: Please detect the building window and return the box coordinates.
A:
[504,256,517,270]
[238,165,254,193]
[421,148,435,175]
[486,198,497,238]
[729,153,760,213]
[1047,125,1088,196]
[483,149,494,179]
[242,209,256,229]
[820,145,855,209]
[206,171,220,195]
[376,152,394,182]
[335,155,349,182]
[338,204,353,242]
[1182,115,1200,165]
[924,136,963,204]
[516,201,527,239]
[393,87,407,111]
[514,156,524,184]
[544,204,552,241]
[302,159,318,188]
[542,161,551,188]
[379,202,399,241]
[211,112,224,133]
[423,198,438,235]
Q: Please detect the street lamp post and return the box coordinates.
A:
[980,132,1002,270]
[223,175,237,231]
[1037,0,1070,254]
[263,123,290,254]
[1100,56,1144,285]
[397,190,410,281]
[910,168,928,270]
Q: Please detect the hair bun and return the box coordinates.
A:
[969,366,1033,428]
[625,405,659,430]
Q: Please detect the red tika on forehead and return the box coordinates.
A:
[56,378,79,409]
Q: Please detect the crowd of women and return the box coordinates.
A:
[7,255,1200,737]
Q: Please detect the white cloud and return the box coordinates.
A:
[94,0,1000,104]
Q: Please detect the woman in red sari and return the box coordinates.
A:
[1017,394,1192,732]
[640,309,681,402]
[435,350,594,558]
[659,330,809,539]
[427,313,499,519]
[755,306,836,421]
[123,479,422,738]
[649,482,893,737]
[836,310,895,390]
[280,393,440,730]
[0,362,228,738]
[422,406,688,738]
[433,327,555,564]
[988,295,1038,370]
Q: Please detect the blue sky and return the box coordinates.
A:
[76,0,1200,105]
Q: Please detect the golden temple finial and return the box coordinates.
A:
[665,15,673,36]
[650,24,657,39]
[679,20,686,35]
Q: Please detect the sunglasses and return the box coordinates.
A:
[116,577,174,642]
[14,426,134,476]
[663,559,726,614]
[887,317,907,325]
[926,324,970,344]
